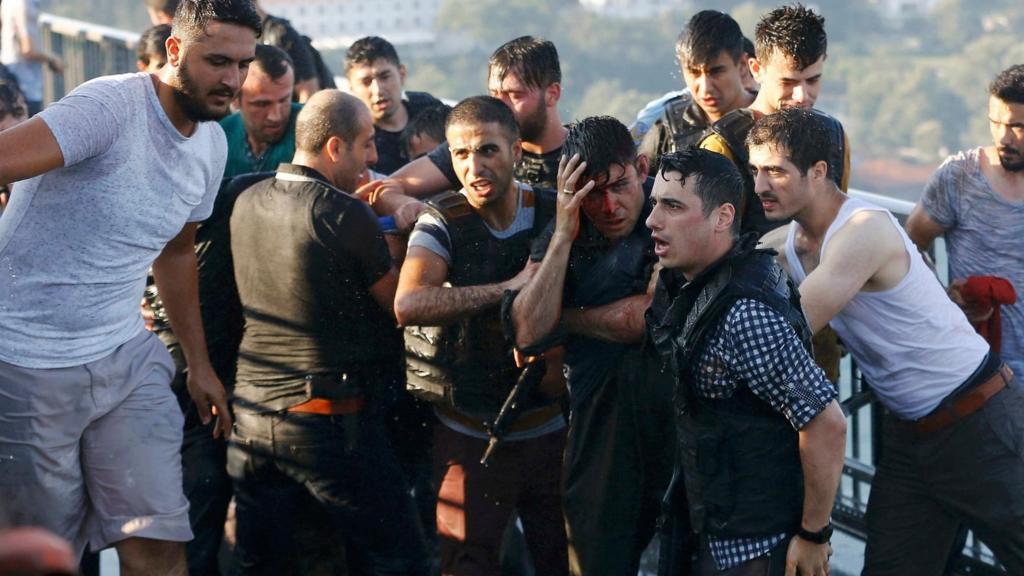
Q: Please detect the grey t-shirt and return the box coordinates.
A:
[0,73,226,368]
[922,147,1024,376]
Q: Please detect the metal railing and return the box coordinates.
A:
[838,189,1003,575]
[39,13,139,105]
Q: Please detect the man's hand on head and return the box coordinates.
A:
[554,153,596,243]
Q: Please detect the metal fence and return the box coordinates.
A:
[39,13,139,105]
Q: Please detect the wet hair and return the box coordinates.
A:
[446,95,519,143]
[563,116,636,182]
[755,4,827,71]
[746,107,832,177]
[252,44,293,81]
[144,0,180,17]
[172,0,262,42]
[401,103,451,154]
[990,64,1024,105]
[345,36,401,73]
[295,90,365,153]
[137,24,172,66]
[488,36,561,91]
[0,81,27,124]
[675,11,744,67]
[659,149,744,234]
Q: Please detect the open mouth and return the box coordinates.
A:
[469,179,493,196]
[652,236,669,256]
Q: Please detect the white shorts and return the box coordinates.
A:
[0,330,191,555]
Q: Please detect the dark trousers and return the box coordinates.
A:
[863,374,1024,575]
[228,409,429,576]
[562,348,675,576]
[434,423,568,576]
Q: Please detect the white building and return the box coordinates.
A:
[261,0,443,50]
[577,0,686,20]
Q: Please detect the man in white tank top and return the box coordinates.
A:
[749,108,1024,575]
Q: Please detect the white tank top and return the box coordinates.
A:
[785,197,989,419]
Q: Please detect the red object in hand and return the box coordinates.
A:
[959,276,1017,353]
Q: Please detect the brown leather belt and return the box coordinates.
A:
[287,397,364,415]
[436,403,563,434]
[914,364,1013,435]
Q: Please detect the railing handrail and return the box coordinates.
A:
[39,13,139,47]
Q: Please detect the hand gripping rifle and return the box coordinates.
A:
[480,357,548,466]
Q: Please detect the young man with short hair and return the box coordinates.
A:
[511,116,674,576]
[907,64,1024,380]
[220,43,300,178]
[751,107,1024,575]
[638,10,755,172]
[346,36,442,174]
[646,148,846,576]
[396,95,568,576]
[700,4,850,238]
[0,0,260,572]
[372,36,569,198]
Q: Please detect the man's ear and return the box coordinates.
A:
[325,135,343,163]
[399,63,408,85]
[716,202,736,233]
[544,82,561,108]
[512,137,523,162]
[635,154,650,178]
[166,35,183,68]
[749,57,763,84]
[809,159,828,183]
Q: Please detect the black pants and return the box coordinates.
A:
[228,409,429,576]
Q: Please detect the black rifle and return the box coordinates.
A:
[480,357,547,466]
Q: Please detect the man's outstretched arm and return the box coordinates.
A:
[153,223,231,439]
[0,117,64,186]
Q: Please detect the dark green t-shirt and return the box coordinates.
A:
[219,102,302,179]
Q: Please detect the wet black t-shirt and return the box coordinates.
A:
[230,164,400,412]
[427,141,562,190]
[372,91,442,175]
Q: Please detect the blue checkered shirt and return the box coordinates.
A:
[692,298,836,570]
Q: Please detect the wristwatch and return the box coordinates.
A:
[796,521,833,544]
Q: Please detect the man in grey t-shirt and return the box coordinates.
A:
[908,64,1024,378]
[0,0,259,572]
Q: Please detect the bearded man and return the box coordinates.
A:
[0,0,259,573]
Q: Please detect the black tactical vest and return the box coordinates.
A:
[404,187,556,421]
[702,108,846,238]
[648,238,812,538]
[640,93,713,177]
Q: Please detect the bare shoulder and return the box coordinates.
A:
[821,208,906,272]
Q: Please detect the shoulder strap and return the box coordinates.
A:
[663,93,695,137]
[423,191,489,262]
[707,109,756,167]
